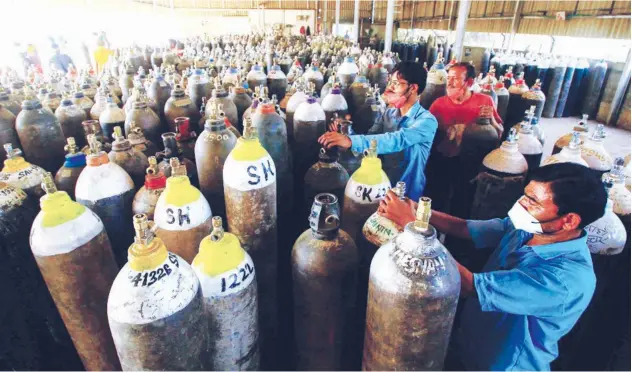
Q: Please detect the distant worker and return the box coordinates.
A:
[49,45,74,73]
[93,37,113,76]
[299,25,306,36]
[305,25,311,36]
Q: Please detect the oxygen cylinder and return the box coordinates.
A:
[362,197,460,371]
[31,173,121,370]
[188,68,213,110]
[173,117,196,162]
[43,91,61,113]
[99,95,126,143]
[293,95,327,183]
[132,156,166,220]
[362,181,407,247]
[125,98,163,149]
[56,97,87,149]
[0,103,19,164]
[292,193,358,370]
[157,131,198,184]
[354,87,383,135]
[80,81,97,102]
[304,146,350,220]
[580,124,612,177]
[321,84,349,125]
[521,79,546,124]
[586,196,627,256]
[536,58,550,90]
[382,53,396,73]
[516,120,544,173]
[337,56,359,89]
[542,59,567,118]
[147,72,171,120]
[119,64,136,104]
[15,98,66,173]
[495,78,510,122]
[231,86,253,132]
[419,55,447,110]
[481,83,498,107]
[564,59,590,117]
[0,144,46,198]
[470,129,528,220]
[0,91,21,116]
[207,86,239,129]
[72,91,94,118]
[247,63,268,92]
[55,137,86,199]
[164,84,200,134]
[192,216,260,371]
[223,120,278,369]
[341,139,391,242]
[286,82,308,141]
[108,126,149,190]
[127,120,159,158]
[304,65,325,95]
[554,59,576,117]
[368,63,389,94]
[582,60,608,119]
[76,136,135,266]
[124,87,159,115]
[154,158,212,263]
[504,77,530,134]
[107,214,206,370]
[524,58,539,88]
[91,89,108,120]
[542,132,588,167]
[266,64,288,104]
[348,76,370,116]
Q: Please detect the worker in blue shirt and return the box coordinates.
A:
[318,61,438,201]
[378,163,607,370]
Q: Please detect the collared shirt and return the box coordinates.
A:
[350,101,437,200]
[457,218,596,371]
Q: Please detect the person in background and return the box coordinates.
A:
[305,25,311,36]
[299,25,306,36]
[93,37,113,76]
[318,61,437,201]
[49,45,74,73]
[378,162,606,370]
[25,44,43,74]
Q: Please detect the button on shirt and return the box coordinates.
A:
[349,101,437,200]
[457,218,596,371]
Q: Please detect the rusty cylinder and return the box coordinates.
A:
[132,156,166,220]
[108,126,150,190]
[127,121,160,158]
[164,85,201,133]
[31,173,121,371]
[1,144,46,198]
[99,95,126,144]
[363,197,460,371]
[107,214,206,371]
[0,103,19,164]
[56,97,88,150]
[303,147,350,223]
[223,119,278,369]
[54,137,87,199]
[174,117,197,162]
[362,181,407,247]
[125,99,163,150]
[292,193,358,370]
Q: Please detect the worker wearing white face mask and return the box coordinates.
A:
[378,162,607,371]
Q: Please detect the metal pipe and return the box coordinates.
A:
[607,48,631,126]
[324,0,328,34]
[371,0,376,24]
[384,0,395,52]
[453,0,471,61]
[335,0,341,36]
[411,0,416,30]
[354,0,360,41]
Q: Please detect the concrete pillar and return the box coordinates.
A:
[353,0,360,41]
[453,0,471,61]
[608,48,632,126]
[384,0,395,52]
[335,0,340,36]
[324,0,328,34]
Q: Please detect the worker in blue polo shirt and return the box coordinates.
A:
[378,163,607,370]
[318,61,438,201]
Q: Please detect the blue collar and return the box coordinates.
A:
[401,100,423,120]
[523,230,588,260]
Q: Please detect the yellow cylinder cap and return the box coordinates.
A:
[128,214,168,271]
[351,139,385,185]
[231,116,268,161]
[164,158,201,206]
[2,144,30,173]
[193,216,245,277]
[39,172,85,227]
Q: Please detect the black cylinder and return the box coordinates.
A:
[554,65,576,118]
[563,62,590,117]
[542,64,567,118]
[582,61,608,119]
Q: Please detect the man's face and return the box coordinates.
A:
[518,181,568,233]
[446,66,472,99]
[385,72,413,96]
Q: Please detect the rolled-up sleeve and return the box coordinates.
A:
[466,217,513,249]
[474,265,567,317]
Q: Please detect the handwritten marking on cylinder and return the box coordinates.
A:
[155,198,211,231]
[345,178,390,204]
[223,155,276,191]
[195,255,256,297]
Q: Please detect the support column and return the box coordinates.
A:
[453,0,471,61]
[335,0,341,36]
[353,0,360,41]
[507,0,524,51]
[371,0,376,24]
[607,48,632,127]
[324,0,328,34]
[384,0,395,52]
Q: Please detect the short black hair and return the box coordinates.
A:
[527,163,607,228]
[391,62,426,95]
[448,62,476,81]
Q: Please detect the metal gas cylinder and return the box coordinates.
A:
[165,84,201,134]
[171,117,196,162]
[222,65,241,90]
[503,67,516,89]
[72,90,94,118]
[154,158,212,263]
[80,81,97,102]
[107,214,206,370]
[349,76,370,116]
[132,156,166,220]
[1,145,46,199]
[0,102,19,163]
[341,139,391,242]
[553,114,589,155]
[582,60,608,119]
[460,114,501,178]
[516,121,544,173]
[119,63,136,104]
[31,173,120,370]
[125,98,163,148]
[192,216,260,371]
[43,91,62,113]
[303,65,325,96]
[470,129,528,220]
[231,86,252,132]
[381,52,395,73]
[368,63,389,94]
[91,88,108,120]
[76,136,136,266]
[188,68,213,109]
[293,95,327,184]
[363,197,460,371]
[206,86,239,129]
[521,79,546,124]
[504,77,530,133]
[195,104,237,219]
[333,117,362,175]
[0,91,22,116]
[321,84,349,125]
[267,64,288,103]
[15,98,66,173]
[419,55,447,110]
[580,124,612,177]
[99,95,126,143]
[146,72,172,119]
[304,147,350,219]
[604,158,631,218]
[108,127,149,190]
[56,96,88,149]
[321,73,336,98]
[247,63,267,92]
[337,56,359,88]
[354,87,384,135]
[126,120,159,158]
[55,138,86,199]
[586,195,627,256]
[81,119,108,153]
[542,132,588,167]
[481,83,498,107]
[362,182,407,247]
[285,82,309,141]
[494,78,510,122]
[292,193,358,370]
[223,121,278,369]
[124,87,159,115]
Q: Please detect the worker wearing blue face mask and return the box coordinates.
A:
[379,162,607,371]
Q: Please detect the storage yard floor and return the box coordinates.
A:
[539,116,631,161]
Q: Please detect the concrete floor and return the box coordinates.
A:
[538,116,631,162]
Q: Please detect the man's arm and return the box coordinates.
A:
[350,113,437,154]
